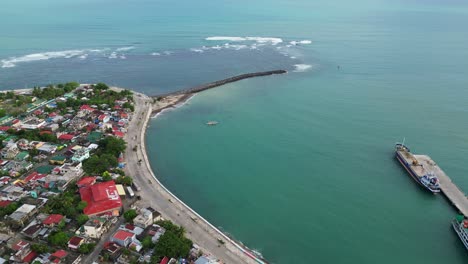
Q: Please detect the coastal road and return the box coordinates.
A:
[122,91,257,264]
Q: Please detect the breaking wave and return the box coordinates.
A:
[115,46,135,52]
[290,40,312,45]
[1,49,93,68]
[0,46,137,68]
[294,64,312,72]
[206,36,283,45]
[293,64,312,72]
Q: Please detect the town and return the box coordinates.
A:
[0,83,218,264]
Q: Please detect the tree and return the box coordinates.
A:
[94,83,109,91]
[115,176,132,186]
[154,231,192,259]
[79,243,96,254]
[31,243,49,254]
[57,219,66,230]
[102,171,112,181]
[77,214,89,226]
[0,108,6,118]
[153,220,193,259]
[123,209,137,222]
[64,82,79,92]
[0,202,19,217]
[141,236,154,250]
[99,136,126,157]
[48,231,69,247]
[83,154,117,175]
[123,102,134,112]
[77,201,88,212]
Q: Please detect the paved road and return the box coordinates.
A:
[123,92,257,264]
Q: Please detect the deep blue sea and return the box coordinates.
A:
[2,0,468,263]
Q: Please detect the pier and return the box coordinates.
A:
[413,155,468,216]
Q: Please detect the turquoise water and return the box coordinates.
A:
[2,0,468,263]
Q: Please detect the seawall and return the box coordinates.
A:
[153,70,287,98]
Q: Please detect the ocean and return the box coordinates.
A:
[1,0,468,263]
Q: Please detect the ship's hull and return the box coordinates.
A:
[452,220,468,250]
[395,151,440,193]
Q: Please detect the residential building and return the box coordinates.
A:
[1,142,19,159]
[7,204,37,227]
[20,118,46,130]
[71,148,90,163]
[110,230,135,247]
[42,214,64,227]
[133,208,162,228]
[49,155,67,165]
[79,217,109,239]
[68,236,85,251]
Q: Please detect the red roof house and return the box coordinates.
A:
[79,181,122,216]
[160,256,169,264]
[77,176,97,188]
[43,214,64,226]
[113,131,124,138]
[50,249,68,263]
[0,126,10,131]
[0,200,12,207]
[58,134,74,141]
[24,172,47,183]
[110,230,135,247]
[49,112,57,118]
[120,112,128,119]
[12,240,29,251]
[68,236,85,250]
[80,105,95,112]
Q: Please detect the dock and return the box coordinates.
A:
[413,154,468,216]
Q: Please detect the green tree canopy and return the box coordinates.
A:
[48,231,69,247]
[77,214,89,226]
[123,209,138,222]
[31,243,49,254]
[79,243,96,254]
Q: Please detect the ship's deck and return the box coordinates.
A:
[396,150,427,177]
[414,155,468,217]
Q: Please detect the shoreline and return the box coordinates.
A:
[136,95,265,264]
[1,71,286,263]
[124,71,288,264]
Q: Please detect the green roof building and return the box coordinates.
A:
[36,165,55,174]
[87,131,103,143]
[15,151,30,161]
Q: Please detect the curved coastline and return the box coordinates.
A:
[127,70,287,263]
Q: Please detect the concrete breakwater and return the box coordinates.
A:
[150,70,287,115]
[153,69,287,98]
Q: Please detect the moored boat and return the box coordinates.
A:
[395,142,440,193]
[452,215,468,250]
[206,121,219,126]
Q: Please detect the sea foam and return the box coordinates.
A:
[115,46,135,52]
[1,49,91,68]
[293,64,312,72]
[290,40,312,45]
[206,36,283,45]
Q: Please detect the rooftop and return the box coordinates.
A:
[113,230,134,241]
[43,214,64,225]
[79,180,122,215]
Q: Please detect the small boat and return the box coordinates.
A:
[206,121,219,126]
